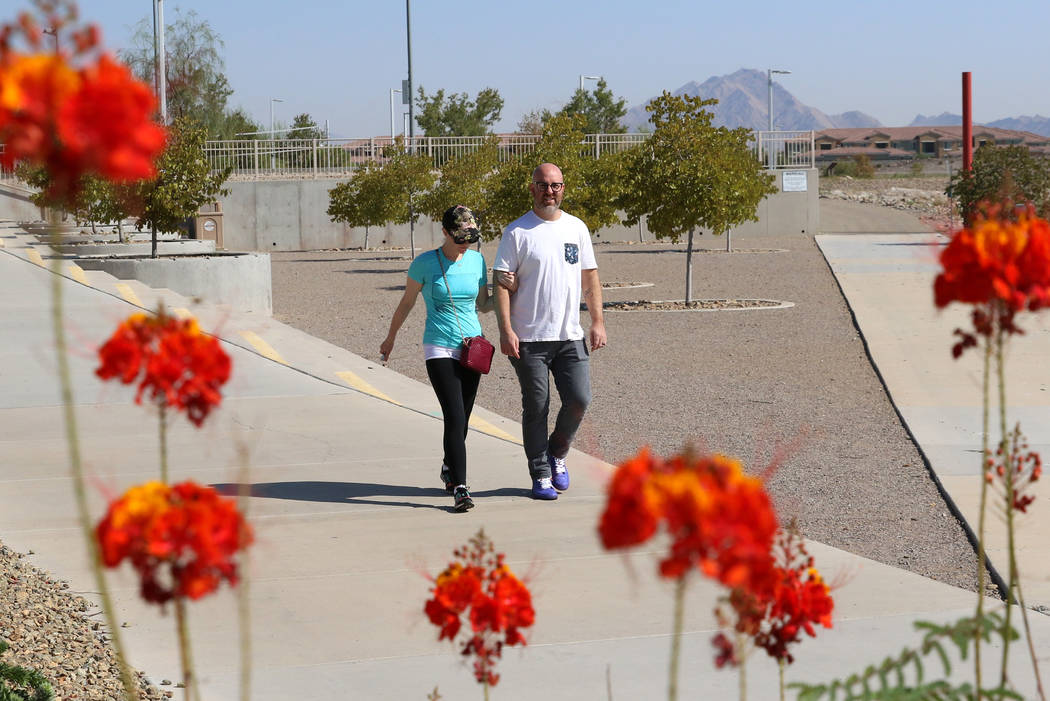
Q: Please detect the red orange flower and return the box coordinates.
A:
[96,310,231,426]
[934,202,1050,355]
[599,448,779,594]
[424,530,534,688]
[714,528,834,665]
[95,481,253,605]
[986,424,1042,514]
[0,4,166,202]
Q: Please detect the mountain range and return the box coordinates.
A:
[622,69,1050,137]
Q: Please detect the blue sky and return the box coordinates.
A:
[82,0,1050,137]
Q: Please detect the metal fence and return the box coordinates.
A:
[203,133,653,179]
[0,131,815,184]
[755,130,815,169]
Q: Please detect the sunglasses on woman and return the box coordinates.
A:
[451,231,480,244]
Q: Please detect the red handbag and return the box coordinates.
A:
[436,250,494,374]
[460,335,495,374]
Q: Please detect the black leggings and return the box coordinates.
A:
[425,358,481,487]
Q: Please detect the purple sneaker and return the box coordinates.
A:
[531,477,558,500]
[549,454,570,491]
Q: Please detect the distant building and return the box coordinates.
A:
[813,126,1050,163]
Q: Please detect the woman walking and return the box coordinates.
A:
[380,205,514,512]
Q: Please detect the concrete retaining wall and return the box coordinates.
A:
[218,168,820,251]
[0,183,43,222]
[57,240,216,256]
[76,252,272,315]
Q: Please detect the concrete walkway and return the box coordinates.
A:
[817,231,1050,612]
[1,221,1048,699]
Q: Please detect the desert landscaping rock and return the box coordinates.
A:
[0,542,167,701]
[602,298,789,311]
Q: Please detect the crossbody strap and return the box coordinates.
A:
[435,249,468,343]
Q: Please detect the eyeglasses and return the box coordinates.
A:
[533,181,564,192]
[451,231,480,244]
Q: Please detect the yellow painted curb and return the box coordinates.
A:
[26,248,44,266]
[468,415,521,444]
[65,263,88,285]
[114,283,142,307]
[239,330,286,364]
[335,370,399,404]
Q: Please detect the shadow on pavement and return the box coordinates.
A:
[211,481,531,510]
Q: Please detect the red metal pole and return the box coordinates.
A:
[962,72,972,172]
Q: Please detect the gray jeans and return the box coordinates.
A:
[509,340,591,478]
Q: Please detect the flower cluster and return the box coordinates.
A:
[934,202,1050,356]
[96,481,253,605]
[599,449,834,669]
[424,530,534,687]
[0,2,166,201]
[599,448,779,592]
[96,311,231,426]
[987,424,1042,514]
[715,528,834,666]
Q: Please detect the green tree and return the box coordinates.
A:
[132,117,231,238]
[544,78,627,134]
[949,145,1050,222]
[120,9,252,139]
[618,92,777,302]
[414,86,504,136]
[286,113,324,141]
[211,107,262,140]
[419,136,502,238]
[327,137,436,255]
[486,113,627,237]
[327,162,391,249]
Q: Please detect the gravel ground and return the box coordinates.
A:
[270,221,983,593]
[0,543,167,700]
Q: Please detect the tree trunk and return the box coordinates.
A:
[726,228,732,252]
[364,225,369,250]
[685,228,694,304]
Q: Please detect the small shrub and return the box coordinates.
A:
[0,640,54,701]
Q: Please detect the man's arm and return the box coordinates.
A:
[582,268,606,350]
[493,269,519,358]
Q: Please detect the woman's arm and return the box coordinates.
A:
[380,276,424,359]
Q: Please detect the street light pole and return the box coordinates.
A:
[767,68,790,168]
[389,89,401,140]
[579,74,601,92]
[270,97,283,170]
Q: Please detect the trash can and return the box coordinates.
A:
[195,201,224,249]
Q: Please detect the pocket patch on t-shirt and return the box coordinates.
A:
[564,243,579,264]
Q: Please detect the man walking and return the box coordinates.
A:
[493,163,607,500]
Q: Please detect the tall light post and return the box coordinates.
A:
[767,68,790,168]
[579,74,601,92]
[269,97,283,170]
[389,89,401,140]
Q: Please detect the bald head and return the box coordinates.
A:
[529,163,565,221]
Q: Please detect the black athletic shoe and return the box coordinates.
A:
[453,486,474,512]
[440,464,455,494]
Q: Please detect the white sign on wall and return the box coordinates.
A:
[782,170,808,192]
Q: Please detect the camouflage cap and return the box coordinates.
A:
[442,204,480,234]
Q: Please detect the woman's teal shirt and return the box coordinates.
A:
[407,248,487,348]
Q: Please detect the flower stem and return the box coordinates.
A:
[48,223,140,701]
[778,658,785,701]
[975,328,992,699]
[175,598,200,701]
[738,635,747,701]
[236,446,253,701]
[158,403,169,483]
[483,680,489,701]
[668,577,686,701]
[995,320,1014,685]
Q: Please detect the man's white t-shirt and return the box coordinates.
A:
[493,210,597,342]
